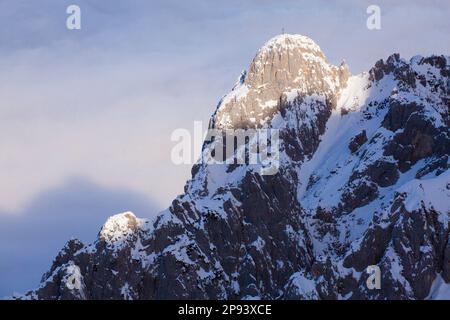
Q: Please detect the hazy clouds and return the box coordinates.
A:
[0,0,449,296]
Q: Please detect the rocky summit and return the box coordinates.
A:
[21,34,450,300]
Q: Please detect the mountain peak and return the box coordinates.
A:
[213,34,350,129]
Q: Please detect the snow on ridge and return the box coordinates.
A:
[99,212,147,250]
[212,33,349,129]
[397,169,450,217]
[260,34,323,55]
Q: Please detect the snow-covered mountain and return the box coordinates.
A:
[21,34,449,300]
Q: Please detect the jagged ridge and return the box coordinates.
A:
[20,34,450,300]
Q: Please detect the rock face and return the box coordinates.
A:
[212,35,349,129]
[21,34,450,300]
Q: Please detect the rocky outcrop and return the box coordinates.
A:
[20,34,450,300]
[349,130,368,154]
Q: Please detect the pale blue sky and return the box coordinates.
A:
[0,0,449,297]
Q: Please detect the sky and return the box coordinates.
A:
[0,0,449,297]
